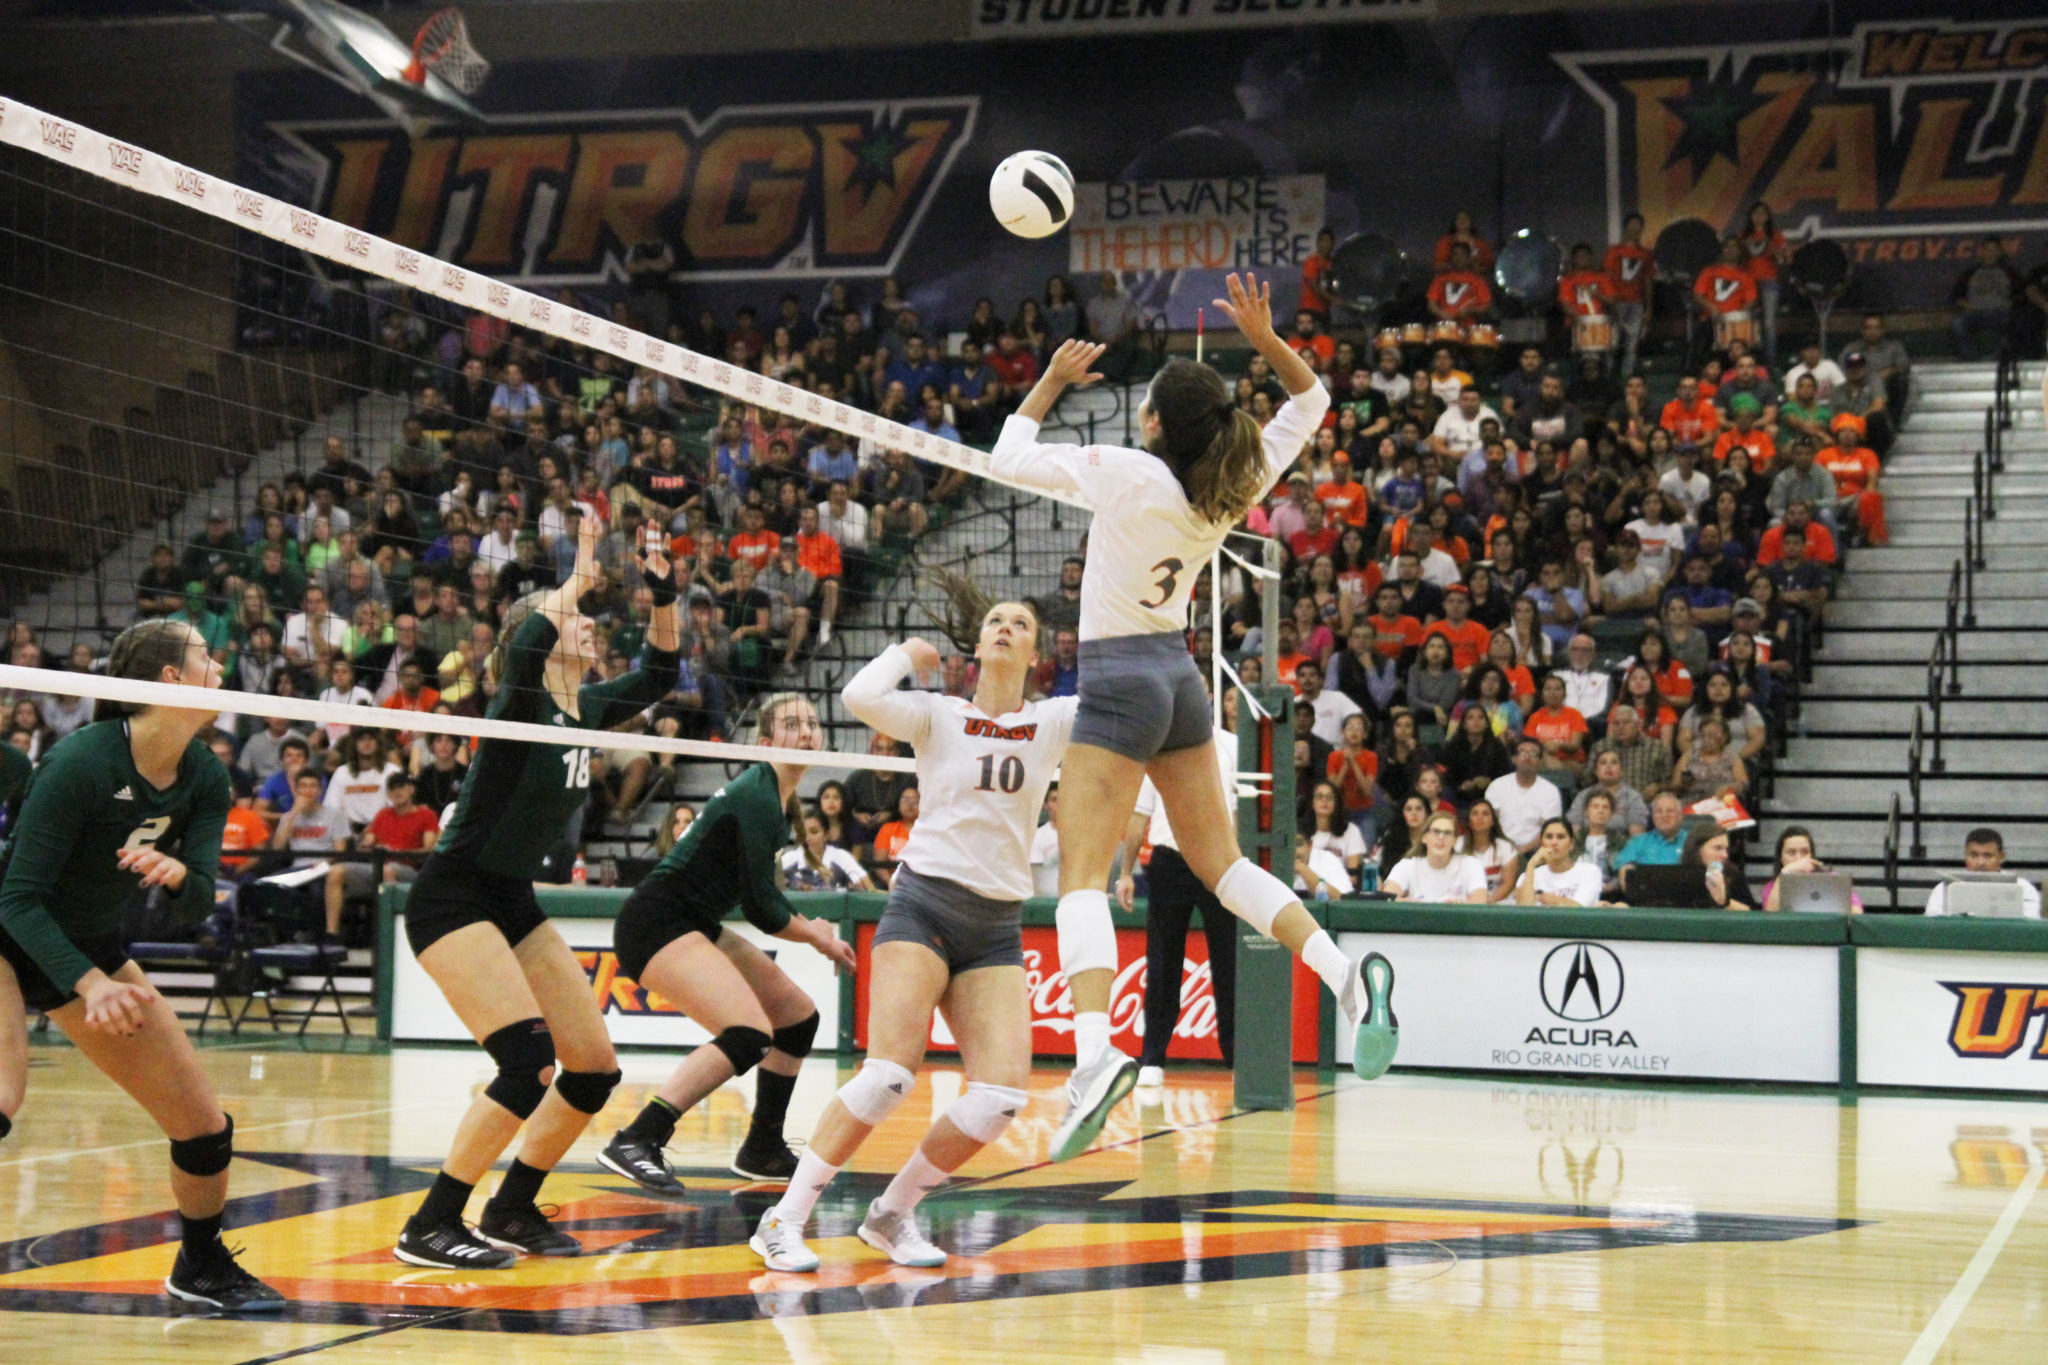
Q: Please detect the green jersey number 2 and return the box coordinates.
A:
[561,748,592,789]
[120,816,173,854]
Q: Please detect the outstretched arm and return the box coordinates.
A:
[1214,273,1316,398]
[539,513,600,627]
[1015,339,1108,425]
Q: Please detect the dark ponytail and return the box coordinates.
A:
[1146,358,1273,525]
[95,620,202,722]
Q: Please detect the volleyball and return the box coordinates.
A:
[989,150,1075,239]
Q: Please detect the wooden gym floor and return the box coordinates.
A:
[1,1040,2044,1363]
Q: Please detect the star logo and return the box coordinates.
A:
[1657,76,1776,178]
[839,119,920,200]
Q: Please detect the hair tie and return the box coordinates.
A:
[1216,401,1237,421]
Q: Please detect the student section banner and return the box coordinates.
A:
[851,922,1321,1061]
[1335,932,1840,1083]
[236,1,2048,331]
[388,913,842,1047]
[1859,948,2048,1093]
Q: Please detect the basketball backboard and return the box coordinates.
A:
[270,0,487,136]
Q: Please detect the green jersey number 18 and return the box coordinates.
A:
[561,749,592,789]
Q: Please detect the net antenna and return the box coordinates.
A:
[402,7,490,96]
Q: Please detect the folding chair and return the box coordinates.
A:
[126,937,236,1036]
[233,879,352,1038]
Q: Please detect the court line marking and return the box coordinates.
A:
[1901,1160,2045,1365]
[228,1308,479,1365]
[0,1101,447,1169]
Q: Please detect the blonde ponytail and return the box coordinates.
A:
[1184,407,1269,524]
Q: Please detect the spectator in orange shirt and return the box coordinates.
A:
[1364,583,1424,664]
[1756,501,1839,567]
[869,786,919,889]
[1289,309,1336,366]
[1660,375,1720,447]
[1818,415,1889,546]
[1273,618,1308,694]
[1523,673,1591,773]
[725,503,780,572]
[1423,583,1491,670]
[1711,394,1777,474]
[1693,235,1759,333]
[1316,452,1372,529]
[1301,228,1337,319]
[1604,212,1655,376]
[380,658,441,747]
[1741,202,1791,365]
[1288,499,1340,564]
[792,505,844,644]
[1434,211,1495,272]
[1428,242,1494,321]
[1557,242,1612,333]
[219,804,272,877]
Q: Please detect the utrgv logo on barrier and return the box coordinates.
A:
[1940,982,2048,1059]
[276,97,978,282]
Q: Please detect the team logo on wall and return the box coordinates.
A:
[272,98,978,281]
[1940,981,2048,1059]
[1556,20,2048,250]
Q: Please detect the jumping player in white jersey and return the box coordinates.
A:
[751,574,1073,1271]
[985,273,1398,1160]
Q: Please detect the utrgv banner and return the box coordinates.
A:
[235,2,2048,330]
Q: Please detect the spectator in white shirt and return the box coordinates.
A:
[476,505,520,573]
[1429,386,1499,461]
[1782,340,1846,405]
[1924,827,2043,918]
[1384,811,1491,903]
[1485,738,1565,853]
[1657,443,1713,524]
[1557,633,1614,722]
[283,584,350,665]
[1514,818,1604,906]
[817,481,869,552]
[1297,659,1362,747]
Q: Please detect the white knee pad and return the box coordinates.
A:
[837,1058,915,1126]
[1214,857,1295,936]
[1056,890,1118,977]
[945,1082,1028,1144]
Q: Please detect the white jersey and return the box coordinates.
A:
[843,645,1077,902]
[1132,728,1240,853]
[988,385,1330,641]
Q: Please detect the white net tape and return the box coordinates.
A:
[0,97,1087,510]
[0,664,917,774]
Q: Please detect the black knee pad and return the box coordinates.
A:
[710,1025,772,1076]
[553,1068,622,1115]
[169,1113,234,1177]
[483,1018,555,1119]
[771,1011,820,1060]
[0,1112,11,1142]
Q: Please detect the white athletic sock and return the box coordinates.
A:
[875,1149,949,1217]
[772,1150,842,1226]
[1073,1011,1113,1070]
[1302,930,1353,1006]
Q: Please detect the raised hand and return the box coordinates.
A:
[899,637,942,676]
[1213,272,1276,341]
[1044,339,1108,389]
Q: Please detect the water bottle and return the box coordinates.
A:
[571,852,588,885]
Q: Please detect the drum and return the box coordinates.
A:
[1466,322,1500,352]
[1374,327,1404,359]
[1401,322,1428,348]
[1714,309,1757,352]
[1493,230,1563,307]
[1430,319,1467,347]
[1324,233,1408,314]
[1572,313,1614,354]
[1788,238,1850,305]
[1654,217,1721,285]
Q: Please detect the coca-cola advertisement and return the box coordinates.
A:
[852,924,1322,1063]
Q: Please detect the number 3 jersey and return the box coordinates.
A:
[433,610,679,879]
[0,720,229,992]
[843,645,1076,903]
[986,384,1328,641]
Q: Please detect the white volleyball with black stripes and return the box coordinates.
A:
[989,150,1075,239]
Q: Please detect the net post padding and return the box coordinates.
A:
[0,665,917,775]
[0,98,1083,512]
[405,8,491,96]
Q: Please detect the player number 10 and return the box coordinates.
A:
[975,754,1024,794]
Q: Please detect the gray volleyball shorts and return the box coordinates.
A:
[873,866,1025,975]
[1072,632,1214,761]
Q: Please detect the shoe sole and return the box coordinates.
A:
[748,1233,820,1273]
[392,1243,516,1270]
[163,1278,287,1312]
[731,1157,797,1182]
[479,1230,583,1258]
[1049,1057,1140,1164]
[597,1148,688,1196]
[857,1221,947,1268]
[1352,952,1400,1081]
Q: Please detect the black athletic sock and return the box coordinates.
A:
[486,1158,548,1213]
[413,1170,476,1229]
[747,1070,797,1146]
[179,1211,224,1258]
[621,1097,679,1147]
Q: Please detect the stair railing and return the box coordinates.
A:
[1883,792,1902,913]
[1907,704,1927,860]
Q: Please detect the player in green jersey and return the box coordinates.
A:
[597,692,855,1195]
[395,515,683,1269]
[0,620,282,1311]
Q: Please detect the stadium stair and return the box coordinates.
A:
[1754,358,2048,909]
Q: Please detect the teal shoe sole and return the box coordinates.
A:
[1049,1059,1139,1163]
[1351,952,1399,1081]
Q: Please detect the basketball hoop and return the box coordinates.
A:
[402,7,489,96]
